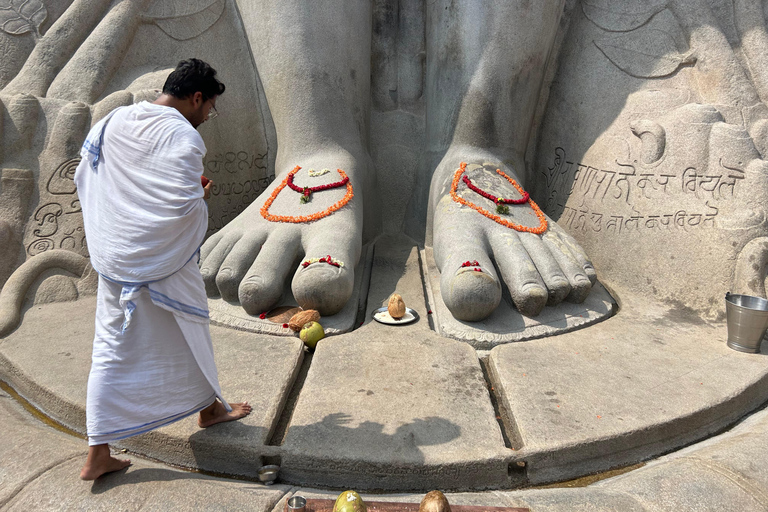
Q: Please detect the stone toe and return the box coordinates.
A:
[441,268,502,321]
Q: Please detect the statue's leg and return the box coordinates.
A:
[425,0,595,320]
[200,0,371,316]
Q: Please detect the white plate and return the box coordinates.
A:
[372,307,419,325]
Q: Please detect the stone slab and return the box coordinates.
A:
[280,236,511,490]
[603,405,768,502]
[6,243,768,492]
[422,247,616,348]
[0,388,84,508]
[503,489,647,512]
[2,455,291,512]
[6,372,768,510]
[281,330,511,490]
[0,297,305,478]
[207,242,373,336]
[364,234,431,328]
[119,324,304,477]
[488,286,768,485]
[0,300,95,431]
[602,458,768,511]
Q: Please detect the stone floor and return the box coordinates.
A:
[1,235,768,497]
[3,384,768,511]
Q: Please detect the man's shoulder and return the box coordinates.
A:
[135,102,205,147]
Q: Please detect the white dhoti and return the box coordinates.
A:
[86,258,224,446]
[74,101,231,446]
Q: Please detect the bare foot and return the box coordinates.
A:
[200,150,364,316]
[198,400,252,428]
[429,145,596,321]
[80,444,131,480]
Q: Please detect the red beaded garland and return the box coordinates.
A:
[287,171,349,202]
[462,175,529,205]
[450,162,548,234]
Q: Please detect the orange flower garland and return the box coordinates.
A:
[261,166,354,223]
[450,162,547,234]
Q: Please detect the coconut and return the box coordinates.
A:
[418,491,451,512]
[388,293,406,319]
[288,309,320,332]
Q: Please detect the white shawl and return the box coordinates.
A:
[75,101,209,285]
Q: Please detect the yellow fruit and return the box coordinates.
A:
[418,491,451,512]
[299,321,325,349]
[388,293,406,319]
[288,309,320,332]
[333,491,366,512]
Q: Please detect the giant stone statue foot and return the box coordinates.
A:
[200,151,363,317]
[429,146,596,322]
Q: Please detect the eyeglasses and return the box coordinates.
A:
[207,105,218,121]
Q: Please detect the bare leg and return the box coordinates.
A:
[201,0,372,316]
[425,0,595,320]
[79,444,131,480]
[197,399,252,428]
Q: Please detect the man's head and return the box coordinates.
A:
[158,59,225,128]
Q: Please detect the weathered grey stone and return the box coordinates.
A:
[488,288,768,485]
[0,0,273,298]
[604,458,768,511]
[647,406,768,496]
[120,324,304,477]
[0,168,34,288]
[0,388,84,508]
[2,455,290,512]
[277,234,512,490]
[365,233,430,324]
[5,0,768,497]
[207,243,373,337]
[29,273,79,305]
[0,250,90,337]
[1,381,292,512]
[0,296,305,479]
[534,1,768,321]
[423,246,615,348]
[280,331,510,490]
[503,488,647,512]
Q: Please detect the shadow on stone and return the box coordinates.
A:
[88,466,252,494]
[280,412,466,488]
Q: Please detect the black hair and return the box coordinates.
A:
[162,58,225,101]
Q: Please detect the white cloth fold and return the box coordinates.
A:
[75,102,231,445]
[75,101,209,285]
[86,267,221,446]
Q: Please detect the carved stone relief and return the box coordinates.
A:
[534,0,768,320]
[0,0,272,293]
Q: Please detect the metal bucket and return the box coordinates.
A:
[725,293,768,353]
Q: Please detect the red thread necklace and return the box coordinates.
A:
[462,174,529,214]
[287,170,349,203]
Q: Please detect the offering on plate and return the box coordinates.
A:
[388,293,406,320]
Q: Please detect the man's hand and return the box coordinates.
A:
[203,179,213,200]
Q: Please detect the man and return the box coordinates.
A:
[74,59,251,481]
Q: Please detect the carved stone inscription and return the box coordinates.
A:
[559,202,718,235]
[203,150,274,233]
[25,158,87,257]
[541,146,741,235]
